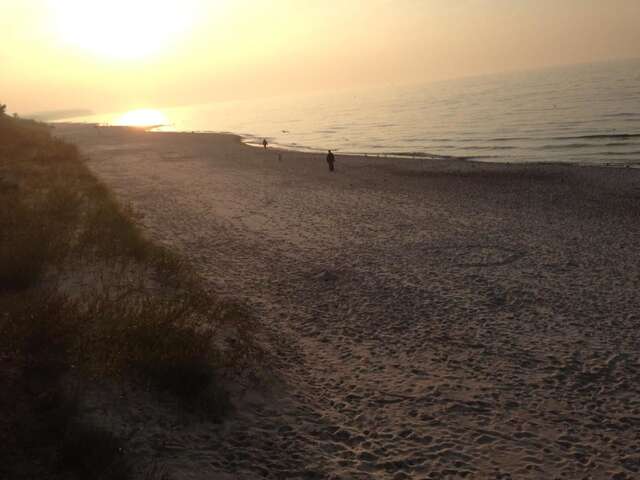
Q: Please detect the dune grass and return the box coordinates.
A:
[0,108,259,478]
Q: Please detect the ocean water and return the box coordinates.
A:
[70,58,640,165]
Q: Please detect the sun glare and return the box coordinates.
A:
[51,0,199,59]
[116,109,169,127]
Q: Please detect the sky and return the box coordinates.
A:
[1,0,639,115]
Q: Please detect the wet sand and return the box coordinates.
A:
[55,124,640,479]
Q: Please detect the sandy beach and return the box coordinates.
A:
[54,124,640,480]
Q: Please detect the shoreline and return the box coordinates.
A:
[53,121,640,169]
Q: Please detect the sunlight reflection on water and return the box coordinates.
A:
[115,109,169,128]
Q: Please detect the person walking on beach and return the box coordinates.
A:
[326,149,335,172]
[262,138,268,149]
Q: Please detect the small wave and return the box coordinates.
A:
[407,137,529,144]
[457,146,517,151]
[603,151,640,156]
[572,151,640,158]
[550,133,640,141]
[602,113,640,118]
[467,155,501,160]
[533,143,593,150]
[604,142,640,147]
[484,137,530,142]
[385,152,459,160]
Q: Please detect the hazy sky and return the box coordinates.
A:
[2,0,639,115]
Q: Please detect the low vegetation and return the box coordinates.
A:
[0,107,259,479]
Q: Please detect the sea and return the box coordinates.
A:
[66,58,640,165]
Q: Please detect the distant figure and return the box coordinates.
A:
[262,138,268,149]
[326,150,335,172]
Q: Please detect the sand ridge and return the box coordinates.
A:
[55,124,640,479]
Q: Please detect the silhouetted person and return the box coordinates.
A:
[326,150,335,172]
[262,138,268,149]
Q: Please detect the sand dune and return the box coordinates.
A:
[55,124,640,479]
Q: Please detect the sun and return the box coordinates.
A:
[51,0,198,60]
[116,109,169,127]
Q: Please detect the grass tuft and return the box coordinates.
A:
[0,109,259,476]
[0,191,56,290]
[59,421,131,480]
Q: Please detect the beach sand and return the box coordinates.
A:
[55,124,640,479]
